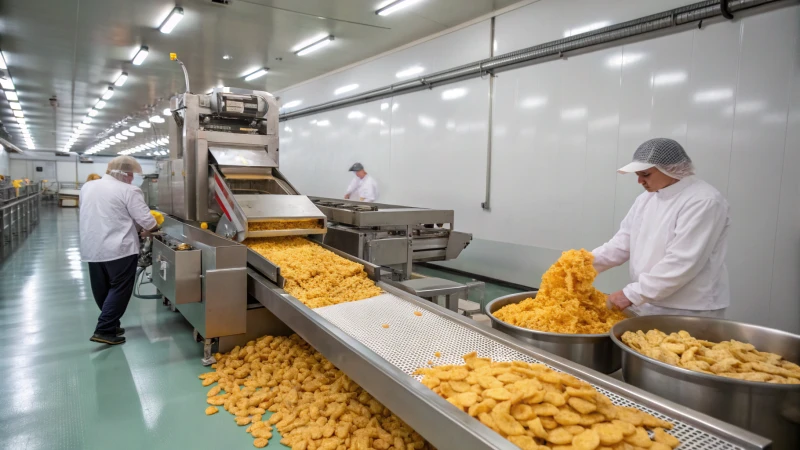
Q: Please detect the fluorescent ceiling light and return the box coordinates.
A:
[9,101,21,110]
[132,46,149,65]
[122,130,134,137]
[95,100,106,109]
[376,0,422,16]
[130,126,143,133]
[395,66,424,78]
[0,51,6,69]
[295,35,334,56]
[159,7,184,34]
[150,115,165,123]
[16,117,25,125]
[13,110,23,118]
[163,108,171,116]
[88,109,98,117]
[441,87,467,100]
[244,67,269,81]
[116,134,128,140]
[282,100,302,109]
[102,86,114,100]
[82,117,92,124]
[146,152,152,156]
[4,90,18,101]
[139,121,151,128]
[334,84,358,95]
[0,77,13,90]
[113,72,128,87]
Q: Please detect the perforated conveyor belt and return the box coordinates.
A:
[315,293,745,450]
[247,269,769,450]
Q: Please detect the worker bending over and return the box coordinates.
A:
[80,156,159,345]
[344,162,378,202]
[592,138,730,317]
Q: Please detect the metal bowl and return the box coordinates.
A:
[611,315,800,450]
[485,292,622,374]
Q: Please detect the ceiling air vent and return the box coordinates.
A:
[210,0,230,4]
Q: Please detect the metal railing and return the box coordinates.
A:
[0,183,42,252]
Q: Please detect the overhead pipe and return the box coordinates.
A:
[279,0,791,122]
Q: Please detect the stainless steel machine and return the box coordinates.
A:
[147,77,770,449]
[309,197,472,281]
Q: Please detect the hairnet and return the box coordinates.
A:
[106,156,143,182]
[621,138,695,179]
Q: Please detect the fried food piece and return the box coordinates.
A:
[205,406,219,415]
[381,324,390,329]
[615,408,643,426]
[253,437,269,448]
[554,409,582,426]
[547,427,575,445]
[508,435,540,450]
[414,311,423,317]
[568,397,597,414]
[527,417,549,439]
[611,420,635,436]
[493,409,527,436]
[624,427,653,448]
[573,429,600,450]
[592,423,623,445]
[484,388,513,401]
[493,250,625,334]
[653,428,680,449]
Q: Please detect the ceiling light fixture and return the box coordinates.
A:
[82,117,92,124]
[132,46,149,65]
[130,126,143,133]
[376,0,422,16]
[95,100,107,109]
[9,101,21,110]
[150,115,165,123]
[295,35,334,56]
[88,109,98,117]
[102,86,114,100]
[13,110,23,118]
[114,72,128,87]
[4,91,18,101]
[122,130,134,137]
[139,121,151,128]
[159,7,184,34]
[0,76,13,90]
[244,67,269,81]
[163,108,171,116]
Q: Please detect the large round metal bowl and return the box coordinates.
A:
[611,315,800,450]
[485,292,622,374]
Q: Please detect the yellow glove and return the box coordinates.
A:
[150,210,165,227]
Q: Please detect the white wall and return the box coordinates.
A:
[276,1,800,333]
[9,153,156,183]
[0,145,9,176]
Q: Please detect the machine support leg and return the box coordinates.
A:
[202,338,217,366]
[445,294,459,313]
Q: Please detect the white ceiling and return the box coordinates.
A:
[0,0,517,155]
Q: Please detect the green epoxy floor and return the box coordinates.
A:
[0,206,521,450]
[0,206,285,450]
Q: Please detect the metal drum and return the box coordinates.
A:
[485,292,622,374]
[611,315,800,450]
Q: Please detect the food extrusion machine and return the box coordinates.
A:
[148,83,770,450]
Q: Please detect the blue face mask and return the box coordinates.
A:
[133,174,144,186]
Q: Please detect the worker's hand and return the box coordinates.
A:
[607,290,632,310]
[139,229,153,239]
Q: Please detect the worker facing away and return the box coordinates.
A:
[344,162,378,202]
[79,156,160,345]
[592,138,730,318]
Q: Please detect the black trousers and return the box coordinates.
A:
[88,254,138,335]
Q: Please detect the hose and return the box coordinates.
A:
[133,266,162,299]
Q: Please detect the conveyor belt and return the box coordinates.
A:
[247,268,770,450]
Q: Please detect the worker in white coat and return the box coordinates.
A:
[344,162,378,202]
[80,156,160,345]
[592,138,730,317]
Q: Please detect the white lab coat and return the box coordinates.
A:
[79,174,157,262]
[345,174,379,202]
[592,176,730,315]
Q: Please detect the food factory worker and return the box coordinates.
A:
[79,156,159,345]
[344,162,378,202]
[592,138,730,318]
[86,173,101,182]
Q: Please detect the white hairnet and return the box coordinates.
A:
[629,138,695,179]
[106,155,143,182]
